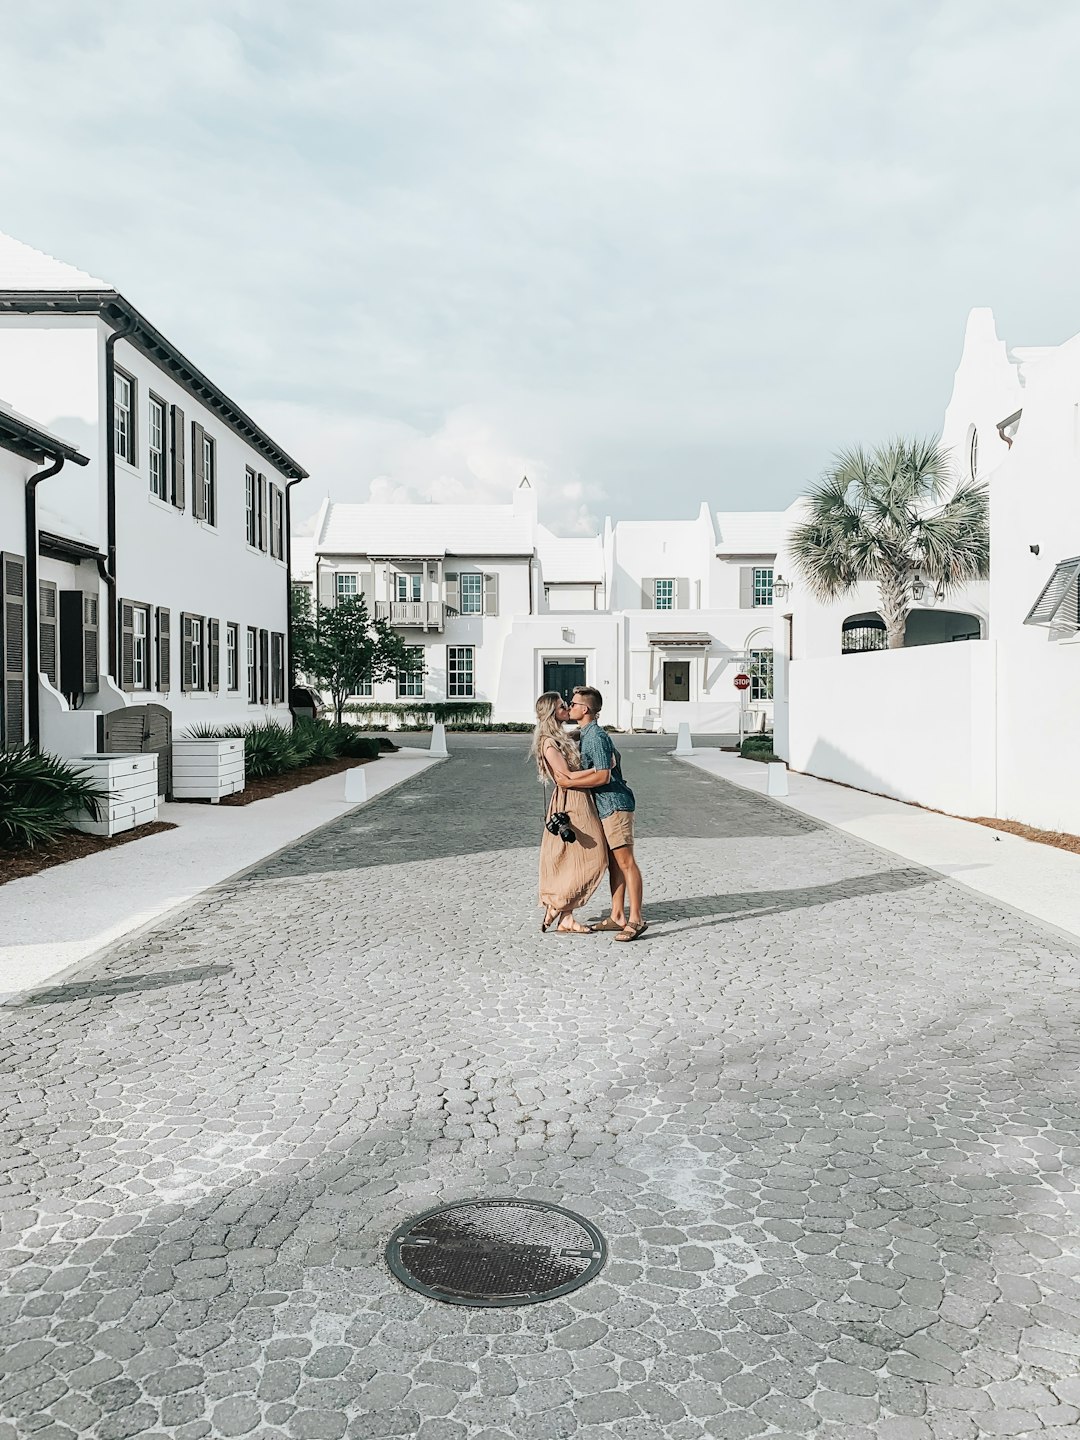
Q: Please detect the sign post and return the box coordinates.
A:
[734,672,751,744]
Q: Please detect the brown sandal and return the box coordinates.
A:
[590,917,625,933]
[613,921,648,943]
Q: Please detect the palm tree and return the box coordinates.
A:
[787,437,989,649]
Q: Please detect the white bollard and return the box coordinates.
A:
[344,766,368,804]
[429,722,448,758]
[766,762,788,797]
[674,722,694,755]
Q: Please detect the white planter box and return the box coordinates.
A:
[171,738,246,801]
[70,754,160,837]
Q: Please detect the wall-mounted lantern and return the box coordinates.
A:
[772,574,791,600]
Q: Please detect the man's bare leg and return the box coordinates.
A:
[617,846,644,929]
[608,849,627,928]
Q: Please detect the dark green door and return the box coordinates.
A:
[543,658,587,701]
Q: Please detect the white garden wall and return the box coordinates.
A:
[786,641,997,818]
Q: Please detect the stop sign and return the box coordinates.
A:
[734,673,751,691]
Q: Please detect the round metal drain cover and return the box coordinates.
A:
[386,1198,606,1307]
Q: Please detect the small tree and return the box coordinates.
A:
[291,586,411,724]
[787,437,990,649]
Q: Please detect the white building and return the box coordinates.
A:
[772,305,1080,834]
[301,481,785,733]
[0,234,307,780]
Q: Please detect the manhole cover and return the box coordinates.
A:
[386,1198,606,1307]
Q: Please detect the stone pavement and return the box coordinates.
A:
[2,735,1080,1440]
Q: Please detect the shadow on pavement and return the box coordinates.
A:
[11,963,232,1007]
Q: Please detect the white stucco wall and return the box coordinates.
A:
[787,642,998,817]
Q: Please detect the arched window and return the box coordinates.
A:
[841,614,887,654]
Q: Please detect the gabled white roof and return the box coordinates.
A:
[536,526,603,583]
[0,232,109,291]
[316,501,534,557]
[714,510,787,555]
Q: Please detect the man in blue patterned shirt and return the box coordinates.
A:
[564,686,647,941]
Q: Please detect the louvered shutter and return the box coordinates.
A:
[83,594,99,691]
[39,581,58,688]
[271,632,284,702]
[359,570,374,610]
[258,628,269,703]
[209,618,220,692]
[156,606,171,691]
[641,578,655,609]
[483,573,499,616]
[171,406,186,509]
[1,552,26,750]
[677,578,689,610]
[119,600,135,691]
[269,488,279,558]
[318,569,337,610]
[258,474,268,552]
[181,612,195,691]
[739,567,754,608]
[445,572,460,613]
[191,422,206,520]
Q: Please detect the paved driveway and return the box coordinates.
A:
[2,736,1079,1440]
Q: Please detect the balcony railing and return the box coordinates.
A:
[375,600,444,630]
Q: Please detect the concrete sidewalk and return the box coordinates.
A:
[0,748,440,1002]
[679,746,1080,943]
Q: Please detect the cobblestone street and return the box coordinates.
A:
[3,735,1080,1440]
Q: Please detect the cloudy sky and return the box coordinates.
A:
[3,1,1080,533]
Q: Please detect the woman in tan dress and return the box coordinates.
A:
[531,691,609,934]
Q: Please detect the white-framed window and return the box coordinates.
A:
[447,644,474,698]
[245,469,257,546]
[397,646,425,698]
[115,369,136,465]
[396,572,422,603]
[148,396,167,498]
[749,648,774,701]
[272,487,285,559]
[247,627,257,702]
[459,572,483,614]
[336,574,357,600]
[202,434,216,526]
[355,677,373,697]
[133,605,149,689]
[226,622,239,691]
[753,567,774,607]
[654,578,675,610]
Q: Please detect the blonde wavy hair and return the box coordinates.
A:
[530,691,581,781]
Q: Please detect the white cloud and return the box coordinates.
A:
[3,0,1080,527]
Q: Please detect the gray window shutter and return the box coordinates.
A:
[1,552,26,750]
[483,572,499,616]
[739,567,754,608]
[191,422,206,520]
[259,628,269,703]
[271,632,284,702]
[120,600,135,691]
[258,474,268,552]
[39,580,58,688]
[83,593,99,692]
[156,606,170,691]
[209,618,220,692]
[171,406,186,510]
[445,572,460,613]
[676,578,689,610]
[319,568,337,610]
[359,569,374,609]
[181,612,194,691]
[642,578,655,609]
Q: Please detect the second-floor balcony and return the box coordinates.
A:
[375,600,445,631]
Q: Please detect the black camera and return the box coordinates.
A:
[545,810,577,843]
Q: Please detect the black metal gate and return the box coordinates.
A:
[98,703,172,797]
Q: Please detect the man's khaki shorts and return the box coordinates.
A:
[602,811,635,851]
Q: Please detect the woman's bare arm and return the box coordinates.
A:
[543,744,610,787]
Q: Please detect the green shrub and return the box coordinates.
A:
[342,701,493,729]
[0,746,110,850]
[186,722,302,778]
[740,735,775,756]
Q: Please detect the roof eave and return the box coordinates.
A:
[0,408,89,466]
[0,289,309,481]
